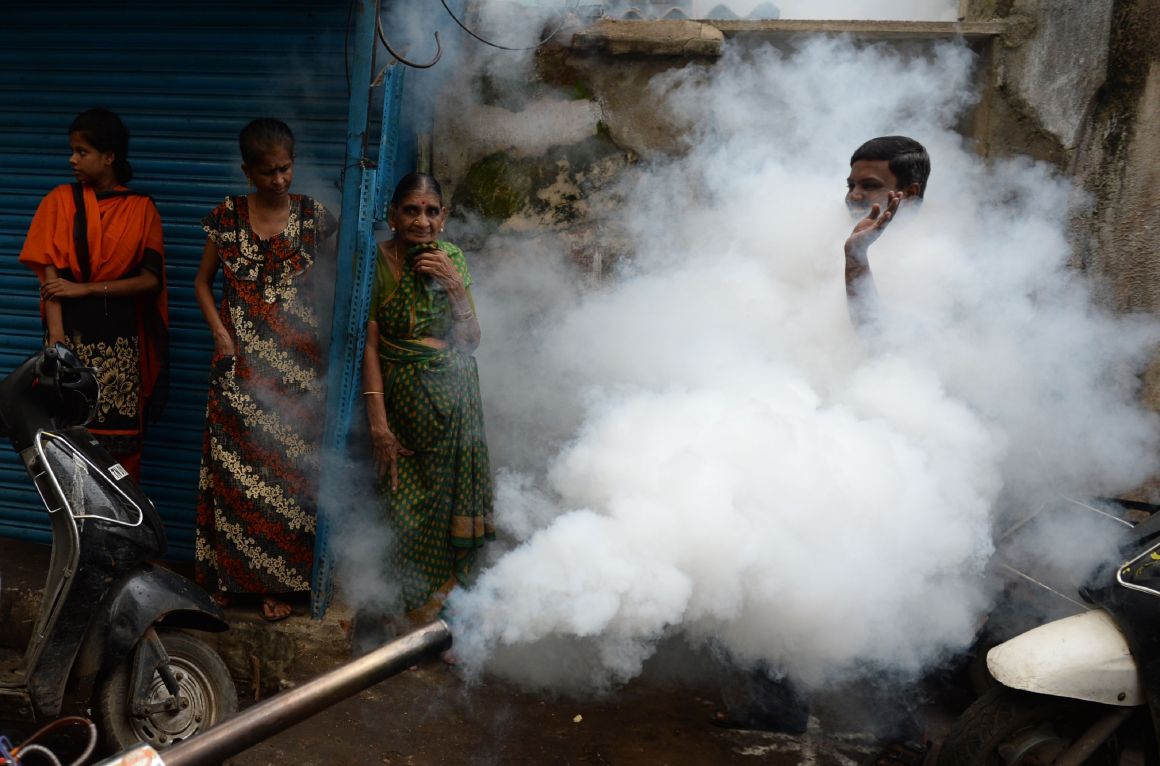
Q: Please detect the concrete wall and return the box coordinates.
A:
[1067,0,1160,313]
[435,5,1156,291]
[431,22,721,272]
[962,0,1160,317]
[433,19,995,271]
[432,7,1160,489]
[964,0,1114,162]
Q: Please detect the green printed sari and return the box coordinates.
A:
[370,240,494,623]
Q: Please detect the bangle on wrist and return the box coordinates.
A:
[453,309,475,321]
[363,391,384,396]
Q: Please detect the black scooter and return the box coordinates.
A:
[0,344,236,752]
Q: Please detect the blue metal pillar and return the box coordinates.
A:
[373,66,407,221]
[311,0,382,619]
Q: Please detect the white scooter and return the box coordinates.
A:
[937,505,1160,765]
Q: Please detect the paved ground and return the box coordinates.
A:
[0,537,972,765]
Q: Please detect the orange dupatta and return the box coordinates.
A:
[19,183,169,401]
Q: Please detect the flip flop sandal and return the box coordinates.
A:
[261,597,293,622]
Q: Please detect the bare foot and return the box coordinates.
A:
[211,592,233,608]
[441,650,458,666]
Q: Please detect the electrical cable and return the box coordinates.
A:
[377,16,443,68]
[11,745,62,766]
[63,721,97,766]
[9,717,96,766]
[439,0,579,51]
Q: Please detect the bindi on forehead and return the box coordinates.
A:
[401,193,441,207]
[397,191,444,218]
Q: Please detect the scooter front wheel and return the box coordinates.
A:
[95,628,238,752]
[936,687,1126,766]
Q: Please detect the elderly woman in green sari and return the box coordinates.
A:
[361,172,494,629]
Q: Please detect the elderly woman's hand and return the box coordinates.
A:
[370,421,413,490]
[413,248,465,296]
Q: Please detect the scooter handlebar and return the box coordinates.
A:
[36,343,84,383]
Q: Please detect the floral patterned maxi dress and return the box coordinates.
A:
[195,194,336,596]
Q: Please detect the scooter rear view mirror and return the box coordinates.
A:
[34,344,99,428]
[1117,542,1160,598]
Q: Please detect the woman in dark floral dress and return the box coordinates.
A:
[193,118,336,621]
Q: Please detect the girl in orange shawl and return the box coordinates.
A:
[18,108,168,480]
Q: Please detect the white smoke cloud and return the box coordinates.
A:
[442,35,1160,696]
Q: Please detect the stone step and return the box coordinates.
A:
[0,538,351,698]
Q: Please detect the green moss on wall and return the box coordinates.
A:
[454,153,533,221]
[452,130,629,230]
[535,48,596,101]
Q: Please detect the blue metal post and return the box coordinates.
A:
[373,65,406,221]
[311,0,381,619]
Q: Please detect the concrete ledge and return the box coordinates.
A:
[709,19,1006,40]
[571,19,725,57]
[568,18,1006,58]
[201,601,353,698]
[2,578,353,699]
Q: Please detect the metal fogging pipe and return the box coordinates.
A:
[160,620,451,766]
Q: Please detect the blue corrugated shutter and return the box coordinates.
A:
[0,2,355,559]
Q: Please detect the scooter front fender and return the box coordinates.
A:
[70,564,228,698]
[988,609,1143,706]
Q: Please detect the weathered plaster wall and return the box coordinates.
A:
[436,6,1157,305]
[1069,0,1160,309]
[1080,62,1160,313]
[432,4,1160,491]
[968,0,1114,160]
[965,0,1158,330]
[432,22,723,269]
[433,72,638,270]
[433,19,993,270]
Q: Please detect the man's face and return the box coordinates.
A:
[846,159,900,219]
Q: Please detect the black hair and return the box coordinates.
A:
[390,172,444,208]
[239,118,295,166]
[70,108,133,185]
[850,136,931,198]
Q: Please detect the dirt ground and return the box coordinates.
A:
[0,538,971,766]
[226,640,970,766]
